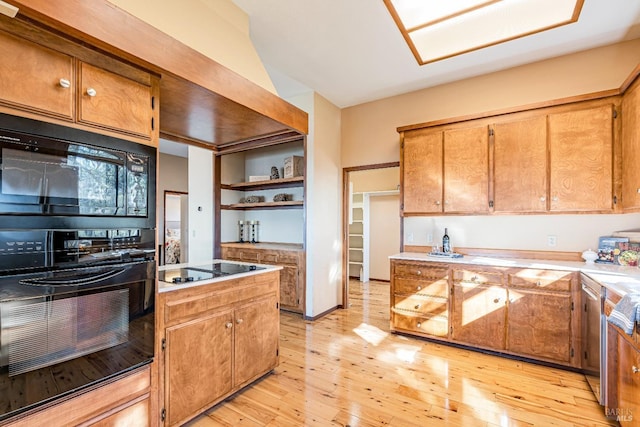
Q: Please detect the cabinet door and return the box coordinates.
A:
[78,62,153,138]
[402,129,443,214]
[493,116,548,212]
[279,265,300,310]
[234,294,279,387]
[451,283,506,348]
[506,289,572,363]
[622,81,640,210]
[444,126,489,213]
[548,105,614,212]
[0,30,74,119]
[616,334,640,426]
[165,309,233,427]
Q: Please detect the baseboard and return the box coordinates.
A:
[303,305,341,321]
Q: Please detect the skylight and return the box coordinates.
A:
[383,0,584,65]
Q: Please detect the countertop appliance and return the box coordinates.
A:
[581,275,605,405]
[159,262,265,284]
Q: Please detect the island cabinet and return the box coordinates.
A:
[400,97,618,215]
[0,25,158,144]
[158,271,280,427]
[401,124,489,215]
[221,243,305,314]
[390,259,580,368]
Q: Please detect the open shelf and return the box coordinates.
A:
[221,200,304,210]
[221,176,304,191]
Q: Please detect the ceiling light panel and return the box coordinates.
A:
[385,0,583,65]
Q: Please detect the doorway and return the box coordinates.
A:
[342,162,400,309]
[163,191,188,265]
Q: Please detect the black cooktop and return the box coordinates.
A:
[159,262,264,284]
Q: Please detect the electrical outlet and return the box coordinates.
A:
[427,233,433,244]
[547,235,557,247]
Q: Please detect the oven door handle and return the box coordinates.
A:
[19,267,129,287]
[581,282,599,301]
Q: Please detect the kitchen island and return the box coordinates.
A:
[157,260,281,426]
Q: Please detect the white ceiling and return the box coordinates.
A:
[232,0,640,108]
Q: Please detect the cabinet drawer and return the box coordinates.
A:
[260,253,278,264]
[508,269,573,291]
[394,277,448,297]
[239,251,260,262]
[392,312,448,337]
[276,253,299,265]
[452,269,503,285]
[394,263,448,280]
[393,294,447,316]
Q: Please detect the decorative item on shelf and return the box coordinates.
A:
[242,195,265,204]
[273,193,293,202]
[581,249,598,264]
[238,220,246,243]
[249,175,270,182]
[284,155,304,178]
[270,166,280,180]
[249,220,259,243]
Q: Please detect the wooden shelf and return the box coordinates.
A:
[221,176,304,191]
[221,200,304,210]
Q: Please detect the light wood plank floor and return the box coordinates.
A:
[186,280,617,427]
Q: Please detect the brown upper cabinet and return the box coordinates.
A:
[402,125,489,215]
[401,98,619,216]
[0,29,157,144]
[622,77,640,211]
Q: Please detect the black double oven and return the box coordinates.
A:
[0,113,156,422]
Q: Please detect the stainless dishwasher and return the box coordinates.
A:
[581,274,605,405]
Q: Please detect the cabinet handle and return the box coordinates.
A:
[539,196,546,202]
[86,88,97,97]
[225,322,233,329]
[471,276,478,282]
[416,285,422,291]
[236,318,244,325]
[536,281,542,286]
[414,304,421,310]
[59,78,71,88]
[493,298,501,304]
[633,366,639,374]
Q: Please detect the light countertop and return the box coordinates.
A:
[390,252,640,297]
[158,259,281,293]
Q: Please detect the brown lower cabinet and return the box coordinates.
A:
[158,271,280,427]
[391,259,580,368]
[221,243,305,314]
[2,366,152,427]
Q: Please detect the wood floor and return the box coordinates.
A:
[185,280,617,427]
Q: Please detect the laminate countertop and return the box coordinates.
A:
[390,252,640,297]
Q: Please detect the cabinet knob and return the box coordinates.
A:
[236,318,244,325]
[414,304,421,310]
[539,196,546,202]
[471,276,478,282]
[536,281,542,286]
[416,270,422,276]
[59,78,71,88]
[225,322,233,329]
[416,285,422,291]
[633,366,639,374]
[552,196,559,202]
[493,298,501,304]
[416,322,422,328]
[435,201,441,205]
[86,88,97,97]
[637,189,640,194]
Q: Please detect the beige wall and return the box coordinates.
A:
[107,0,276,93]
[341,39,640,253]
[350,167,399,193]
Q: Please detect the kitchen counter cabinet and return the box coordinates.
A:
[221,243,305,314]
[158,270,280,427]
[391,258,580,368]
[390,262,450,337]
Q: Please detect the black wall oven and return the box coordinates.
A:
[0,114,156,422]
